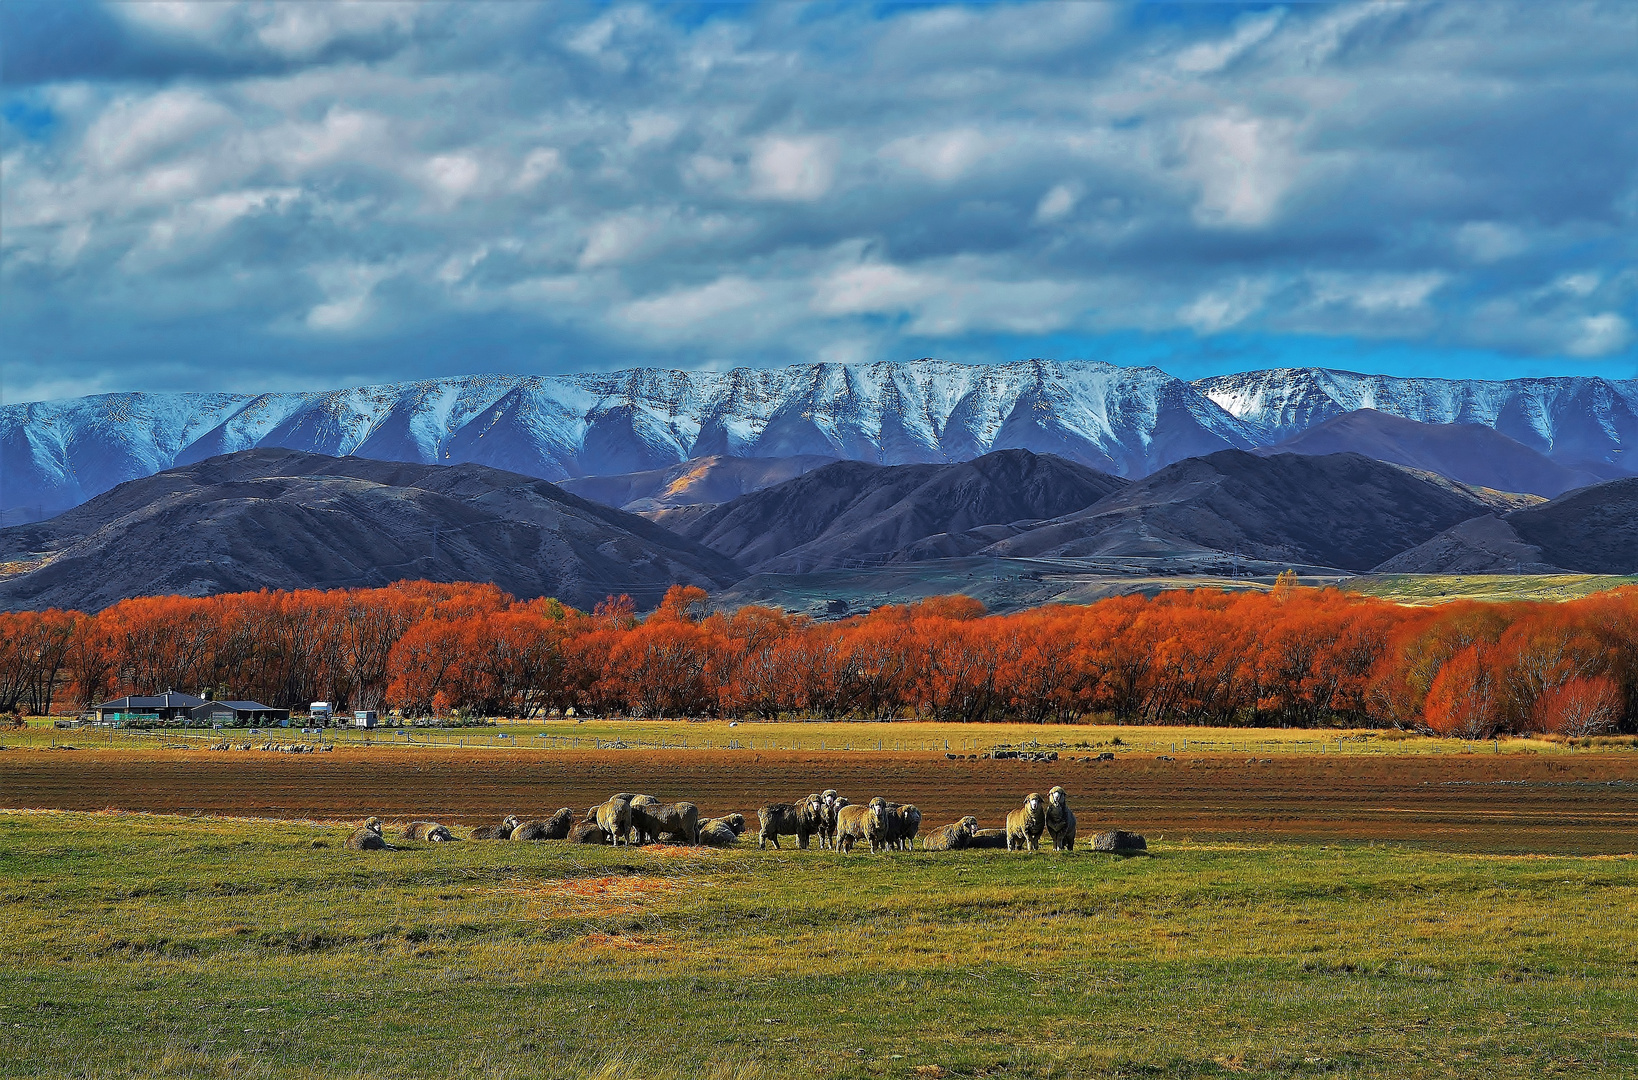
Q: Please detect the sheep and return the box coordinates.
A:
[512,809,575,841]
[817,789,843,849]
[402,820,445,842]
[757,795,824,849]
[892,804,922,851]
[1044,786,1076,851]
[921,816,979,851]
[345,817,391,851]
[697,813,747,848]
[967,828,1008,849]
[1006,792,1047,851]
[471,814,523,840]
[423,824,456,842]
[632,800,701,846]
[836,797,892,854]
[567,820,611,844]
[594,795,635,846]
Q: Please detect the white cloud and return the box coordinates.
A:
[621,276,766,332]
[1034,182,1081,224]
[1565,313,1632,357]
[1181,280,1270,333]
[1309,272,1448,314]
[882,129,998,183]
[748,136,836,201]
[1455,221,1528,264]
[1180,112,1298,229]
[1176,10,1283,74]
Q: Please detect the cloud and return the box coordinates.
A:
[2,0,1635,400]
[748,136,837,201]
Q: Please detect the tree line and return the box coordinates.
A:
[1,578,1633,737]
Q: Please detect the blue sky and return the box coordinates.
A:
[2,0,1634,403]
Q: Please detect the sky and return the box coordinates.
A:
[2,0,1635,405]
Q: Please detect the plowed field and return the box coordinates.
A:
[4,745,1635,852]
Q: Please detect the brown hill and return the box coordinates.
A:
[1267,409,1602,497]
[979,450,1512,572]
[673,449,1126,573]
[0,449,743,613]
[1376,477,1638,574]
[557,454,837,518]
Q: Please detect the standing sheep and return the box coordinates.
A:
[893,804,922,850]
[632,800,701,846]
[921,816,979,851]
[1006,793,1047,851]
[471,815,523,840]
[836,797,893,854]
[757,795,824,849]
[595,795,635,846]
[816,790,843,849]
[512,809,575,841]
[1044,786,1076,851]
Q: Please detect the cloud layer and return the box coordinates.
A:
[2,0,1635,401]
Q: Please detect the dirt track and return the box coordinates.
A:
[4,745,1636,852]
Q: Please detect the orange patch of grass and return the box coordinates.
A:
[488,875,694,918]
[580,931,674,952]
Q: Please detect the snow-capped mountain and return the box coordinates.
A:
[4,360,1636,524]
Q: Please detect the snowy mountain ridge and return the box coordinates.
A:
[5,359,1636,524]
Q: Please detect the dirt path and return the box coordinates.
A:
[4,746,1636,852]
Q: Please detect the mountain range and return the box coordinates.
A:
[6,360,1636,525]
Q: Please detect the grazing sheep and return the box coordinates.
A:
[594,795,635,846]
[471,814,523,840]
[837,797,893,854]
[697,814,748,848]
[1044,786,1076,851]
[345,817,391,851]
[922,816,979,852]
[967,828,1008,849]
[567,820,611,844]
[1006,793,1047,851]
[757,795,824,849]
[631,800,701,845]
[512,809,575,841]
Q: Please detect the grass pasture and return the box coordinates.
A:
[3,811,1636,1079]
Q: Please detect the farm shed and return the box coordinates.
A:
[189,701,291,725]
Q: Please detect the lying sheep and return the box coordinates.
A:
[512,809,575,841]
[967,828,1008,849]
[1006,792,1046,851]
[403,820,457,843]
[471,814,522,840]
[836,797,892,854]
[1044,786,1076,851]
[345,817,392,851]
[632,800,700,846]
[567,820,611,844]
[757,795,823,849]
[921,816,979,851]
[697,813,747,848]
[594,795,635,846]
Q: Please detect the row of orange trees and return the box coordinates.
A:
[2,580,1634,736]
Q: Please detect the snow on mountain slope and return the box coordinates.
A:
[5,360,1635,524]
[1195,368,1638,473]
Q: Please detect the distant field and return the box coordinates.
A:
[1344,573,1638,604]
[2,811,1634,1079]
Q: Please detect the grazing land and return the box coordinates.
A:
[4,725,1635,1077]
[2,811,1635,1079]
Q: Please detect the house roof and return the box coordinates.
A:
[220,701,281,712]
[98,690,206,709]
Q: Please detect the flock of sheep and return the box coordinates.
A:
[343,786,1146,853]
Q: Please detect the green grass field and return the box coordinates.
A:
[1345,574,1638,604]
[3,811,1634,1079]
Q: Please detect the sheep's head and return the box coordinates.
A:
[503,814,523,830]
[363,817,382,833]
[1048,786,1068,808]
[958,816,979,835]
[1024,793,1043,814]
[724,814,746,834]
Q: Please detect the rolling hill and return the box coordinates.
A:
[672,449,1126,573]
[0,450,742,613]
